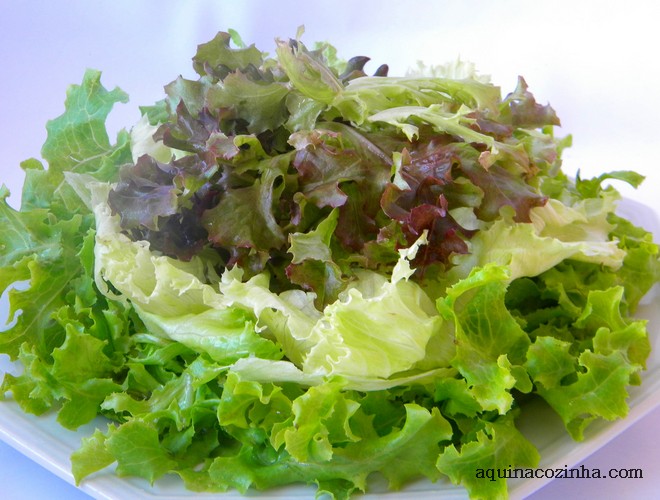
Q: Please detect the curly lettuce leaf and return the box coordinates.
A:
[92,183,282,363]
[525,286,650,440]
[74,372,454,498]
[192,30,264,78]
[207,71,290,134]
[1,71,133,430]
[211,397,452,498]
[1,70,130,360]
[445,192,627,287]
[219,234,454,387]
[437,264,530,414]
[275,37,343,105]
[334,74,501,125]
[28,69,131,216]
[436,413,540,499]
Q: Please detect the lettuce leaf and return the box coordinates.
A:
[445,192,627,287]
[437,264,530,414]
[217,233,453,386]
[525,286,650,440]
[1,71,133,431]
[436,413,540,499]
[210,378,454,498]
[92,182,282,363]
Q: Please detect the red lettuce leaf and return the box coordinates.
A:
[285,260,346,309]
[289,126,392,252]
[503,77,561,128]
[108,156,180,231]
[192,31,264,79]
[380,141,476,267]
[459,160,548,223]
[201,155,290,266]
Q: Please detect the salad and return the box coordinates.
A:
[1,29,658,499]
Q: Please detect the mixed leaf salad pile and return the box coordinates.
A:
[1,29,659,499]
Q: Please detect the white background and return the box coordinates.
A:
[1,1,659,499]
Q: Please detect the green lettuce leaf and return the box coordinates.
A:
[92,183,282,363]
[334,74,501,125]
[446,194,627,286]
[437,264,530,414]
[275,37,343,105]
[219,234,454,386]
[1,71,132,429]
[207,71,290,134]
[192,31,264,78]
[106,419,178,483]
[210,400,452,498]
[525,286,649,440]
[32,69,131,216]
[436,413,540,499]
[302,241,451,379]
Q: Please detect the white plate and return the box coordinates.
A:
[1,198,659,500]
